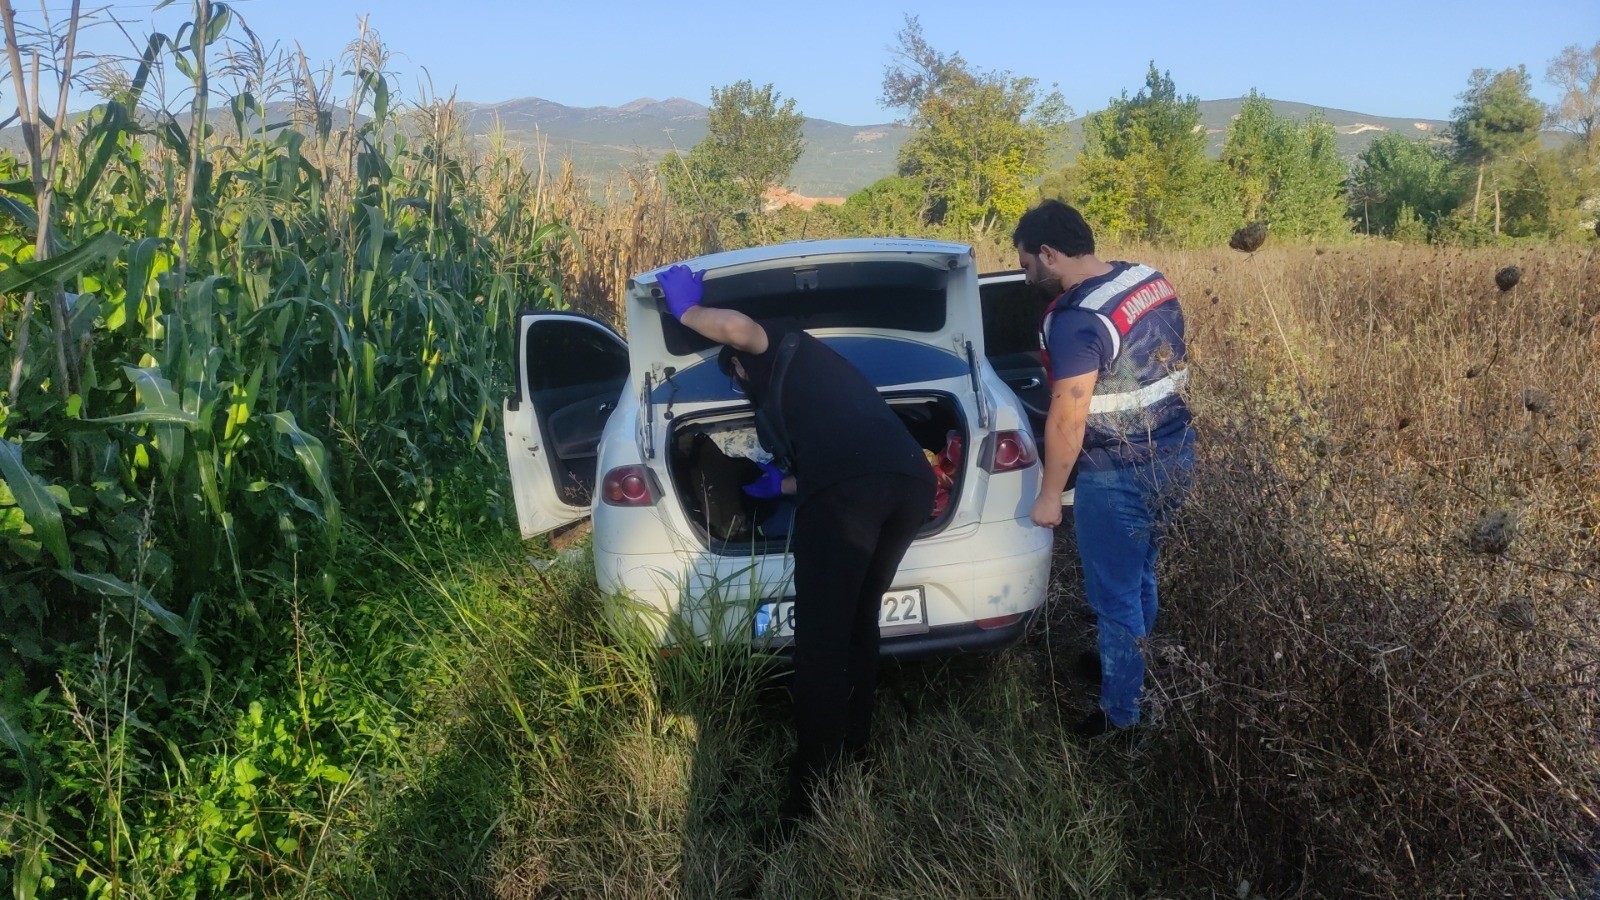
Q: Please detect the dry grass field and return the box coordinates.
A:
[1123,243,1600,896]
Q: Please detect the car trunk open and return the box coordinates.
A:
[665,392,966,554]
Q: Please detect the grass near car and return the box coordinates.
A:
[235,521,1128,898]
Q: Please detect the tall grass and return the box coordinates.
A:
[316,538,1130,899]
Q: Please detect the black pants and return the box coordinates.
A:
[787,472,936,795]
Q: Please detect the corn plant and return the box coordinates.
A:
[0,2,569,893]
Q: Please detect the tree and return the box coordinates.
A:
[881,16,1068,236]
[1546,42,1600,227]
[827,174,931,236]
[1221,92,1350,240]
[1498,145,1584,238]
[1450,66,1544,235]
[1222,93,1282,223]
[1545,42,1600,147]
[1349,133,1463,238]
[1067,63,1215,245]
[660,80,804,242]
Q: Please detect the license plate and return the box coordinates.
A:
[753,587,928,642]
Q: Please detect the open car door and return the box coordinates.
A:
[979,271,1052,438]
[981,270,1076,501]
[504,312,630,538]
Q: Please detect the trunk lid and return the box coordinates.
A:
[624,239,982,382]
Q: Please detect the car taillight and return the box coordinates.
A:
[981,430,1038,474]
[601,465,658,507]
[977,613,1024,630]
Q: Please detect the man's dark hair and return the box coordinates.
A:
[1012,200,1095,257]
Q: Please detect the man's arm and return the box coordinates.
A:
[680,305,769,354]
[657,264,770,354]
[1031,370,1096,528]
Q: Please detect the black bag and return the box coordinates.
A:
[685,432,758,542]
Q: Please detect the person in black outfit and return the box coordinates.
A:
[657,264,936,825]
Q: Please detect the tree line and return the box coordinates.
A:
[662,18,1598,249]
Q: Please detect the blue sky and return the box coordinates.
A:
[25,0,1600,124]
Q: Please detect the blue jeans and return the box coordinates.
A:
[1073,445,1194,727]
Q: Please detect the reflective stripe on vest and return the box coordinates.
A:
[1077,264,1158,315]
[1088,369,1189,414]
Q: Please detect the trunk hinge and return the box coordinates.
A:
[640,373,655,459]
[965,340,990,430]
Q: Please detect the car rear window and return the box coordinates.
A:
[650,335,968,404]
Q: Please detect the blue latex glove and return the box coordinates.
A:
[742,461,785,499]
[657,264,704,321]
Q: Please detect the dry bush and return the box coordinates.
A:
[1139,244,1600,897]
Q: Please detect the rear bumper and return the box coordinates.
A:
[879,611,1035,658]
[592,516,1050,652]
[741,612,1035,669]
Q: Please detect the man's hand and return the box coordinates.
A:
[657,265,703,321]
[742,461,787,499]
[1030,492,1063,528]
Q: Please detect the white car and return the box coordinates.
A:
[504,239,1057,656]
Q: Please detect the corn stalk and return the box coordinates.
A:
[1,0,82,405]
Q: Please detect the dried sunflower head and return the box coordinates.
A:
[1230,222,1268,253]
[1468,509,1517,555]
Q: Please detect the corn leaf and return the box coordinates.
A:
[204,3,232,43]
[0,231,125,296]
[124,237,166,331]
[0,195,64,255]
[0,441,69,567]
[72,101,132,207]
[93,366,198,428]
[0,706,41,798]
[60,569,195,649]
[68,292,102,344]
[269,411,341,541]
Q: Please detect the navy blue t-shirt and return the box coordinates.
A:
[1046,307,1113,382]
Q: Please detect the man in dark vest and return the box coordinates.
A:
[1012,201,1196,738]
[657,264,936,825]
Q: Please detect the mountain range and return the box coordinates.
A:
[458,95,1457,199]
[1,94,1464,200]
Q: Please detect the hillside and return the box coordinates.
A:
[1,95,1474,198]
[454,96,909,198]
[458,95,1458,197]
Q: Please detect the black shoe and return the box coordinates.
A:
[778,760,818,822]
[1070,710,1116,739]
[777,786,813,822]
[1073,650,1102,685]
